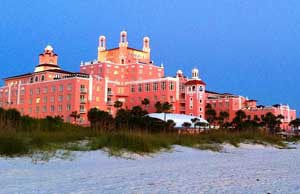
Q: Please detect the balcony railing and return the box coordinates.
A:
[106,101,113,106]
[79,109,87,113]
[107,91,113,96]
[80,99,87,104]
[179,98,186,103]
[80,88,87,93]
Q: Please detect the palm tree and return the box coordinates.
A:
[114,100,123,109]
[141,98,150,110]
[191,117,200,128]
[205,104,216,128]
[155,101,163,113]
[70,111,80,124]
[261,112,283,134]
[218,111,229,129]
[165,119,176,132]
[289,118,300,130]
[231,110,247,130]
[162,102,173,122]
[182,122,192,129]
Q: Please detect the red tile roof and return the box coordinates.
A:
[185,79,206,85]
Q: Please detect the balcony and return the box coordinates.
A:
[106,101,113,106]
[179,107,185,111]
[179,98,186,103]
[79,109,87,114]
[107,91,114,96]
[80,88,87,93]
[80,99,87,104]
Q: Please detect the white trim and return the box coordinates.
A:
[104,78,108,102]
[8,83,11,104]
[125,77,177,84]
[88,76,93,101]
[176,77,180,100]
[17,81,21,105]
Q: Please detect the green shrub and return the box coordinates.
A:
[0,136,29,156]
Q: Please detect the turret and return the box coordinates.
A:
[143,37,150,52]
[191,68,199,79]
[119,31,128,47]
[98,35,106,51]
[35,45,60,72]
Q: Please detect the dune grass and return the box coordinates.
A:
[0,128,285,158]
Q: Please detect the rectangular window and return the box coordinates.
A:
[107,88,112,95]
[50,105,55,112]
[138,84,142,92]
[226,102,229,108]
[20,89,25,95]
[161,82,166,90]
[180,83,185,91]
[66,94,71,101]
[58,95,63,102]
[43,96,47,103]
[169,82,174,90]
[43,106,47,113]
[153,82,158,91]
[50,96,54,103]
[43,87,48,93]
[131,85,135,93]
[66,104,71,111]
[29,98,32,105]
[146,83,150,92]
[52,86,56,92]
[30,89,33,95]
[59,85,64,92]
[36,106,39,113]
[20,98,24,104]
[36,98,40,104]
[67,84,72,91]
[58,105,62,112]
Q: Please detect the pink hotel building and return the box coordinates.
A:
[0,31,296,130]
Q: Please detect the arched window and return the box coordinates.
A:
[41,75,45,81]
[121,35,125,43]
[100,39,105,47]
[30,77,34,83]
[35,76,39,82]
[199,86,203,92]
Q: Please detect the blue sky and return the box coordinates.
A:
[0,0,299,113]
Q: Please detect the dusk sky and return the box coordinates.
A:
[0,0,299,112]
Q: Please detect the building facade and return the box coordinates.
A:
[206,91,296,130]
[0,31,296,130]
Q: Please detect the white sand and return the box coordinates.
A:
[0,144,300,194]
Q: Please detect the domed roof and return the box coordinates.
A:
[192,67,199,73]
[45,45,53,51]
